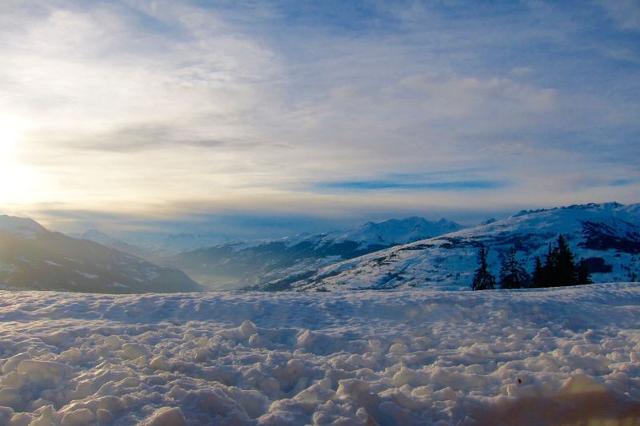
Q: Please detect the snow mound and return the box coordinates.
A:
[0,283,638,424]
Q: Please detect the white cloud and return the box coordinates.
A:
[0,0,638,229]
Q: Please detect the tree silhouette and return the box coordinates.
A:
[554,235,577,286]
[471,245,496,291]
[536,235,591,287]
[577,260,593,285]
[532,256,546,288]
[499,247,530,289]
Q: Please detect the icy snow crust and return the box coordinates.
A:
[0,284,639,425]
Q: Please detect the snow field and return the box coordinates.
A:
[0,284,638,425]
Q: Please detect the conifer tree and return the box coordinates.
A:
[577,259,593,285]
[471,245,496,291]
[499,247,530,289]
[554,235,577,286]
[628,257,639,282]
[532,256,546,288]
[543,244,558,287]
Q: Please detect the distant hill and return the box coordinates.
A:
[79,229,151,258]
[0,215,201,293]
[163,217,464,289]
[262,202,640,291]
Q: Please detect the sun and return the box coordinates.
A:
[0,122,20,159]
[0,118,41,205]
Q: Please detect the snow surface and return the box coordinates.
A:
[0,283,639,425]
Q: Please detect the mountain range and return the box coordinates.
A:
[2,202,639,293]
[159,217,463,289]
[0,216,201,293]
[262,202,640,291]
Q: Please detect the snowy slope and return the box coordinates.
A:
[0,216,201,293]
[0,283,637,425]
[166,217,463,290]
[273,202,640,291]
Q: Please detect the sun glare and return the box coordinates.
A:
[0,118,40,204]
[0,122,20,158]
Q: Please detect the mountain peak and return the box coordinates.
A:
[0,215,48,237]
[330,216,463,248]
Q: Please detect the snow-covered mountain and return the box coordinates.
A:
[137,232,237,256]
[0,216,201,293]
[0,215,47,237]
[264,202,640,291]
[79,229,152,258]
[317,217,462,249]
[165,217,463,289]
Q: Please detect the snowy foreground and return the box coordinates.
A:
[0,284,639,425]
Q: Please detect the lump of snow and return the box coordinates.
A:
[0,387,21,407]
[248,334,264,347]
[0,407,12,424]
[2,353,30,374]
[61,408,94,426]
[388,342,407,355]
[121,343,149,360]
[239,320,257,338]
[104,335,123,350]
[96,409,113,424]
[149,356,171,371]
[560,374,608,395]
[294,382,336,405]
[29,406,58,426]
[141,407,187,426]
[16,360,72,386]
[59,348,82,363]
[296,329,315,348]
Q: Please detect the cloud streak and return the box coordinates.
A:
[316,179,506,192]
[0,0,639,235]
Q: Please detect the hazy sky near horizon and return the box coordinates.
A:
[1,0,639,236]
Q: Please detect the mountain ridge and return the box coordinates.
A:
[162,216,464,289]
[260,202,640,291]
[0,216,201,293]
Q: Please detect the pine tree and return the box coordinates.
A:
[554,235,577,286]
[628,257,639,282]
[471,245,496,291]
[543,244,558,287]
[577,260,592,285]
[499,247,530,289]
[532,256,546,288]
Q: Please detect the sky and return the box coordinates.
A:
[0,0,639,238]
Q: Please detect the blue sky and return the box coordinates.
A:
[0,0,639,237]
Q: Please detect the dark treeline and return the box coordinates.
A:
[471,235,592,290]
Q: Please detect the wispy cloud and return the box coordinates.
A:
[316,178,506,192]
[0,0,639,235]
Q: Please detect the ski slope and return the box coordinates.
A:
[0,283,638,425]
